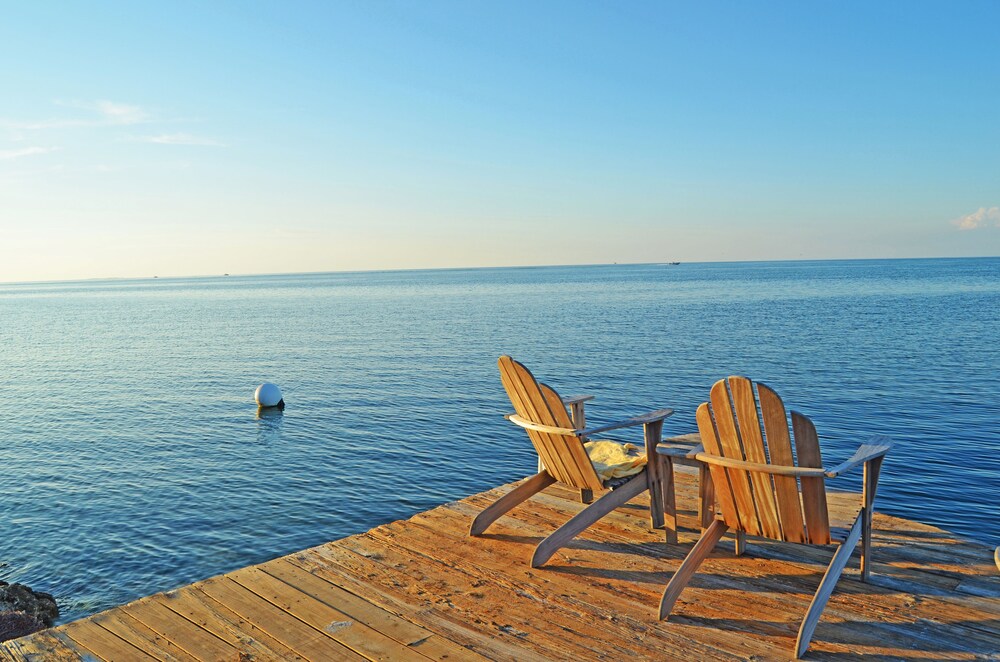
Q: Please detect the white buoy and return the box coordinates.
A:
[255,382,284,408]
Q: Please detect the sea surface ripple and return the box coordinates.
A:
[1,257,997,623]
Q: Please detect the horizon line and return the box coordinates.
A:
[1,255,997,287]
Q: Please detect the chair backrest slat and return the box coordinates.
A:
[792,412,831,544]
[696,403,743,530]
[757,384,807,543]
[728,377,783,540]
[538,382,591,485]
[539,383,572,427]
[699,376,830,545]
[540,382,600,489]
[498,356,604,492]
[498,358,563,477]
[708,380,763,537]
[500,359,576,484]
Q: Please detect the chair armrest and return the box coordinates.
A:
[507,408,674,438]
[562,394,595,429]
[695,453,829,477]
[580,408,674,437]
[656,442,704,460]
[561,394,595,406]
[824,435,893,478]
[507,415,578,435]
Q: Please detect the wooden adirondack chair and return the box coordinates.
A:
[470,355,675,568]
[657,376,891,658]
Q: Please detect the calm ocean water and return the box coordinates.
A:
[1,258,997,623]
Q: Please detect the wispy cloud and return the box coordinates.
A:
[0,146,57,160]
[2,100,152,132]
[132,132,225,147]
[1,117,90,131]
[71,100,150,125]
[952,206,1000,230]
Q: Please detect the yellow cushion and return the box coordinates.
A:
[583,440,647,481]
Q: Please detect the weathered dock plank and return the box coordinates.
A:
[155,587,305,661]
[259,559,476,662]
[0,630,84,661]
[118,598,235,660]
[3,470,998,660]
[192,576,368,660]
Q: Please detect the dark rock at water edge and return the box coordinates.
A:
[0,581,59,641]
[0,611,46,642]
[0,581,58,625]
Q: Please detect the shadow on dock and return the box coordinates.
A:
[3,470,998,660]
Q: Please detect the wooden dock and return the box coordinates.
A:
[3,468,999,660]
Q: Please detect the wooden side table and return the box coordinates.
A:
[656,433,715,543]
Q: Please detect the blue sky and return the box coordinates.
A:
[1,1,998,282]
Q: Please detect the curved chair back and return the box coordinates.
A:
[498,355,604,492]
[696,376,831,545]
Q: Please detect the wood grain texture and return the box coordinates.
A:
[156,585,307,661]
[861,455,885,581]
[87,610,196,661]
[469,471,556,535]
[791,411,831,544]
[530,470,648,567]
[194,576,368,660]
[709,379,762,536]
[499,357,602,491]
[678,377,897,656]
[693,453,827,477]
[825,437,893,477]
[728,377,783,539]
[656,453,677,543]
[500,361,572,486]
[5,469,997,661]
[643,418,667,532]
[796,513,864,658]
[261,558,479,662]
[658,519,729,619]
[485,356,673,566]
[0,631,87,662]
[757,383,806,543]
[119,597,235,660]
[695,401,741,531]
[57,619,154,661]
[226,565,428,661]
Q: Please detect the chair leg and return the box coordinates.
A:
[699,464,715,529]
[531,472,648,568]
[658,456,676,543]
[659,519,729,620]
[579,488,594,504]
[644,419,666,531]
[860,456,883,582]
[860,503,872,583]
[795,513,863,658]
[470,471,556,536]
[735,531,747,556]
